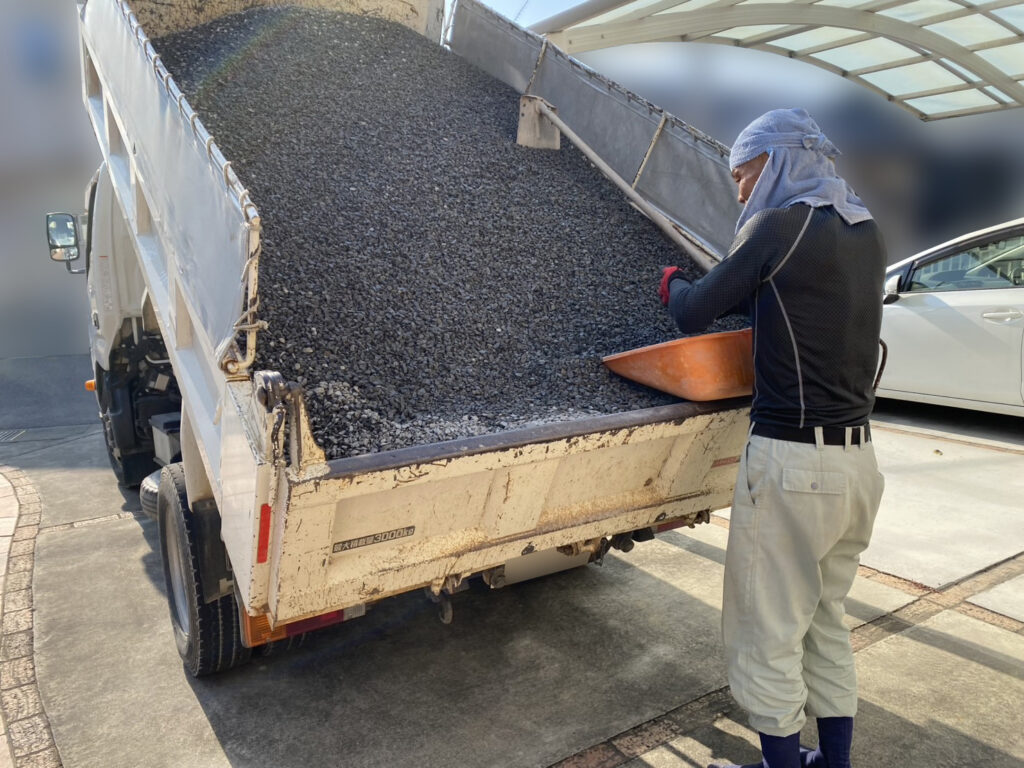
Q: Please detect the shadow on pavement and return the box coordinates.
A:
[873,398,1024,447]
[185,557,728,768]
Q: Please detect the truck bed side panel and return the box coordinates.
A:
[266,406,749,623]
[80,0,255,497]
[81,0,251,354]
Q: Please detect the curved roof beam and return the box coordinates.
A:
[538,4,1024,115]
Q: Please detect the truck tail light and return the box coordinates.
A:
[256,504,272,564]
[240,611,287,647]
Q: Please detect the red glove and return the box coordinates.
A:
[659,266,684,306]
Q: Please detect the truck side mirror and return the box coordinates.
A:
[45,213,80,262]
[882,273,901,305]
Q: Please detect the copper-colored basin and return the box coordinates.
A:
[602,328,754,401]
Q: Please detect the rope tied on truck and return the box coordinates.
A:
[218,243,267,376]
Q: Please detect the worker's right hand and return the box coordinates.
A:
[659,266,685,305]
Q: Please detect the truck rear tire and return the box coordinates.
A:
[157,463,251,676]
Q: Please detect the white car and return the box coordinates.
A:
[878,217,1024,417]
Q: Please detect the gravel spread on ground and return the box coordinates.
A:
[154,8,746,459]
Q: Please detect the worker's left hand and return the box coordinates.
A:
[658,266,687,305]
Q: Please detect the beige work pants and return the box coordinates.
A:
[723,430,884,737]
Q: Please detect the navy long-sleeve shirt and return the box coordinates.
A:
[668,204,887,428]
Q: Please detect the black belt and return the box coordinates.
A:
[752,422,871,446]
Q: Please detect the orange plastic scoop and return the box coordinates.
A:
[602,328,754,401]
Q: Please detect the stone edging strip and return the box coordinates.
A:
[0,466,61,768]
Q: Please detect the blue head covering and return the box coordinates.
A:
[729,108,872,233]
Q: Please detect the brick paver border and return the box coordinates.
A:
[0,467,61,768]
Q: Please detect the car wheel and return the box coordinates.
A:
[157,463,251,677]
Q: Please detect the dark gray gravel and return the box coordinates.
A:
[154,8,746,459]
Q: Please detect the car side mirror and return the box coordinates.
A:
[882,273,901,305]
[45,213,80,262]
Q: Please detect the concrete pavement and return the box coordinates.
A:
[860,420,1024,589]
[566,523,1024,768]
[0,374,1022,766]
[3,5,1022,764]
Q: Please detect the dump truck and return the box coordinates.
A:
[47,0,751,677]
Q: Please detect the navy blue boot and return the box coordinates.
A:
[708,731,801,768]
[799,717,854,768]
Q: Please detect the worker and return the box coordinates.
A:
[658,108,887,768]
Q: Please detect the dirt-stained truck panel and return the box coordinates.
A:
[269,404,749,623]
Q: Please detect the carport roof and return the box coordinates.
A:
[530,0,1024,120]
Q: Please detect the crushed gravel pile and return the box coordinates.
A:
[154,8,746,459]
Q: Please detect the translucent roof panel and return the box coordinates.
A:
[979,42,1024,75]
[994,5,1024,29]
[984,85,1012,102]
[878,0,964,23]
[925,15,1015,47]
[815,0,875,7]
[712,25,788,41]
[906,88,997,114]
[533,0,1024,119]
[580,0,682,28]
[651,0,728,15]
[813,38,919,70]
[771,26,863,51]
[941,57,983,81]
[861,61,966,94]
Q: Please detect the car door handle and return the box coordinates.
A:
[981,309,1024,323]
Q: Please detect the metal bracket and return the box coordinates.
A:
[254,371,288,412]
[425,575,469,625]
[516,95,561,150]
[253,372,326,472]
[482,566,506,589]
[557,537,610,563]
